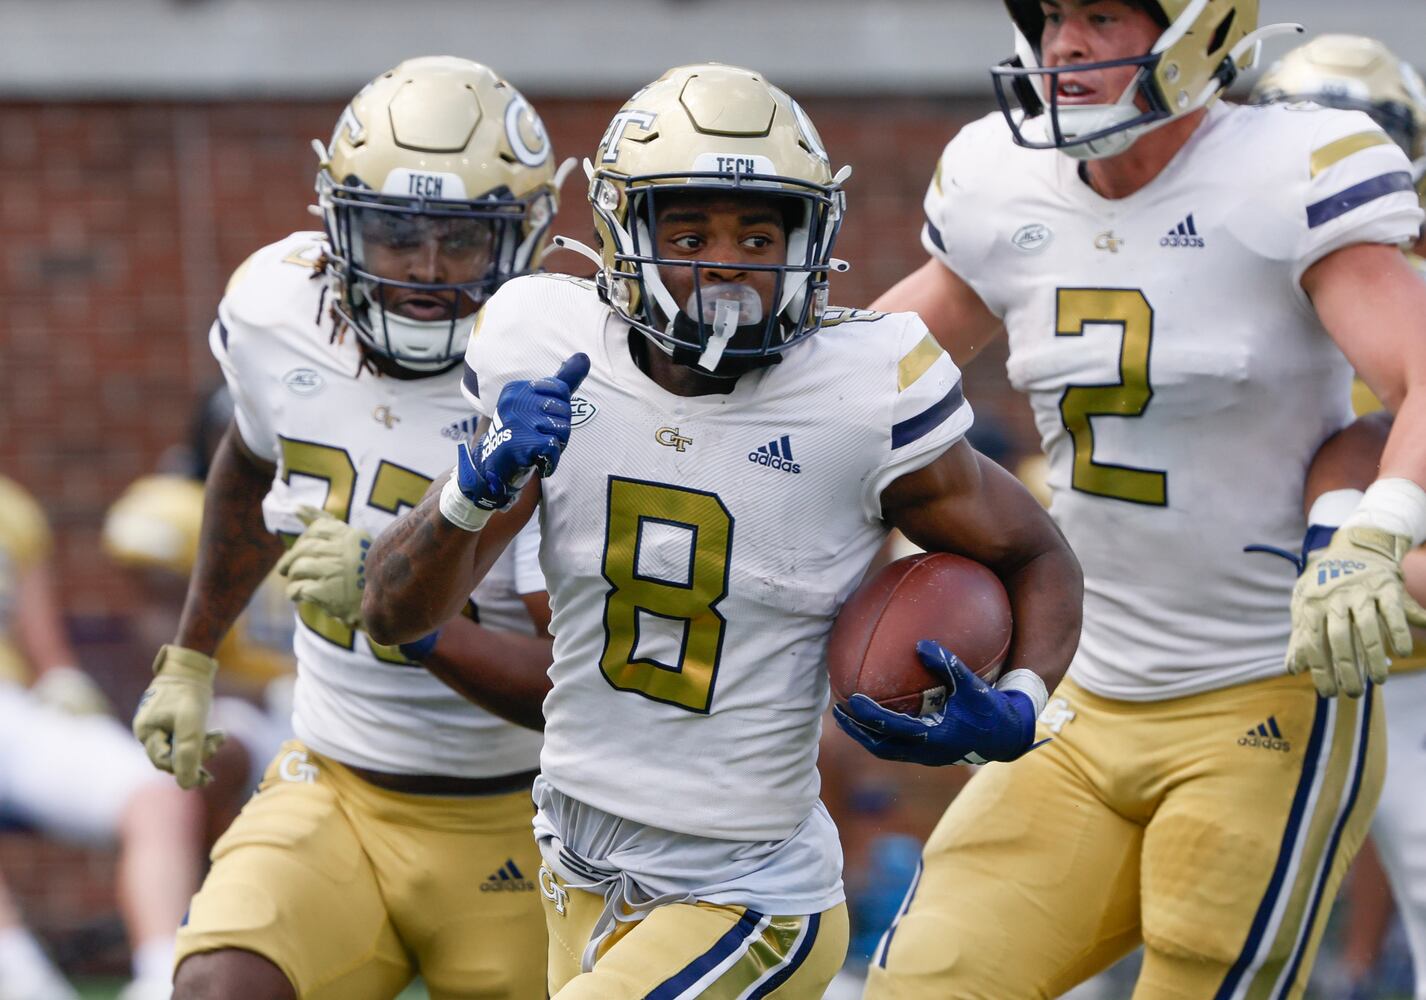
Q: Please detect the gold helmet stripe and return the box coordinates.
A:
[1311,130,1393,177]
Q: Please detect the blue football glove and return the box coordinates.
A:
[833,640,1039,767]
[457,353,590,512]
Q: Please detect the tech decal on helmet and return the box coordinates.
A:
[315,56,573,371]
[992,0,1302,159]
[1251,35,1426,203]
[554,64,850,375]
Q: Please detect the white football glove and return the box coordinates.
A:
[277,506,370,628]
[1288,525,1426,697]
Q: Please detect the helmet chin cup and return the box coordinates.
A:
[1055,105,1145,160]
[365,309,463,372]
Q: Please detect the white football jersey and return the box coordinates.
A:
[924,103,1424,701]
[463,274,971,841]
[212,231,544,777]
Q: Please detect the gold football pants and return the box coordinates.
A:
[539,866,847,998]
[176,741,546,999]
[866,673,1384,1000]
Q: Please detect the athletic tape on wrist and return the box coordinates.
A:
[439,476,493,533]
[995,668,1048,719]
[1344,478,1426,547]
[1306,488,1364,529]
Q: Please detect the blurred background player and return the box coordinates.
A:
[129,57,565,1000]
[861,0,1426,997]
[0,475,204,1000]
[360,62,1082,999]
[1253,34,1426,1000]
[103,385,296,829]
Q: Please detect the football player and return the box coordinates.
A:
[858,1,1426,997]
[358,64,1083,998]
[0,474,204,1000]
[1252,34,1426,1000]
[130,58,566,1000]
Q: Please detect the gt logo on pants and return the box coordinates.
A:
[539,865,568,916]
[279,749,318,784]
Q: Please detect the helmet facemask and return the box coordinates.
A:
[992,0,1300,160]
[320,172,554,372]
[595,170,844,378]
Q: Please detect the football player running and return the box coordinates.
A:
[360,63,1083,998]
[130,58,565,1000]
[0,474,205,1000]
[859,1,1426,997]
[1252,34,1426,1000]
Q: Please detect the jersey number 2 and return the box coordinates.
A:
[600,477,733,714]
[1056,288,1167,506]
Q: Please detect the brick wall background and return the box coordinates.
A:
[0,94,1034,631]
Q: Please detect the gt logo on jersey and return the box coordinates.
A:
[655,426,693,452]
[1094,231,1125,253]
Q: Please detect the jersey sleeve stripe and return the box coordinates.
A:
[217,319,230,350]
[897,334,947,391]
[922,219,947,254]
[1310,131,1392,178]
[1306,171,1416,229]
[462,363,480,401]
[891,380,965,449]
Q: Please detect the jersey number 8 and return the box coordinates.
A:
[599,477,734,714]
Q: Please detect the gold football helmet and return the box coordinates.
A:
[315,56,569,371]
[1251,34,1426,199]
[993,0,1300,159]
[557,64,849,375]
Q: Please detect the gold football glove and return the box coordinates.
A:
[1287,526,1426,698]
[277,506,370,628]
[132,645,224,788]
[31,665,110,716]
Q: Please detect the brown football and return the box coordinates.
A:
[828,552,1013,716]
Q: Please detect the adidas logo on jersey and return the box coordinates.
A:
[748,435,801,474]
[480,858,536,892]
[1238,716,1291,752]
[442,416,479,441]
[1161,213,1205,249]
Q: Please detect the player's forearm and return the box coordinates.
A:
[174,428,282,656]
[422,616,553,731]
[1378,389,1426,489]
[363,489,482,645]
[998,541,1083,693]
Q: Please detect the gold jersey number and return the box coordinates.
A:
[1055,288,1167,506]
[279,438,442,664]
[600,477,733,713]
